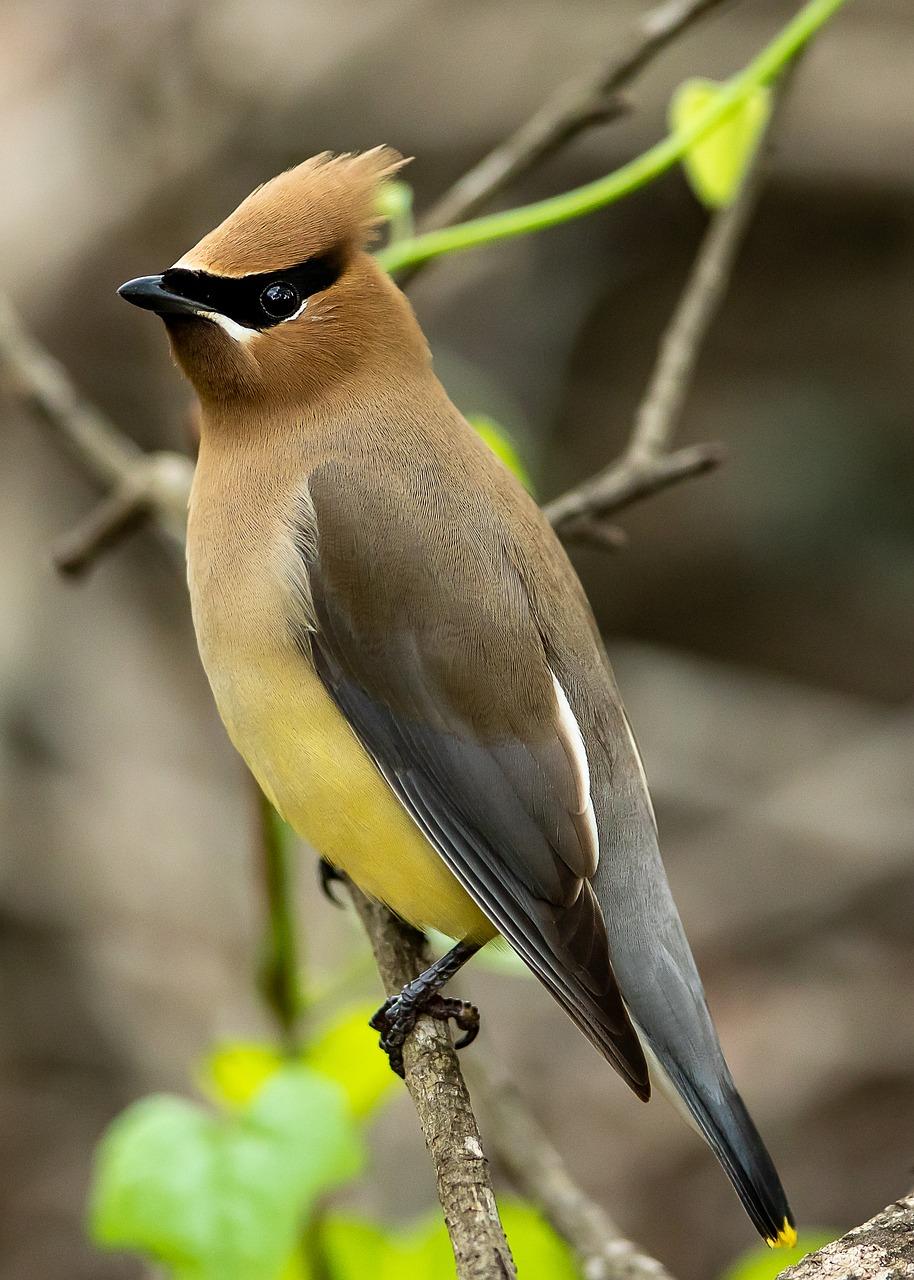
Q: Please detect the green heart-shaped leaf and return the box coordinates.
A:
[304,1003,398,1119]
[670,78,771,208]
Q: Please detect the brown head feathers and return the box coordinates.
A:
[178,147,409,277]
[128,146,431,409]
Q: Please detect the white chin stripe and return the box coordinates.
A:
[550,670,600,867]
[206,312,259,344]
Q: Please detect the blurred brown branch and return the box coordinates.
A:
[777,1194,914,1278]
[473,1066,675,1280]
[545,77,794,540]
[546,60,805,546]
[0,294,191,571]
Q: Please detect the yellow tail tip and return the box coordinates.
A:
[766,1220,798,1249]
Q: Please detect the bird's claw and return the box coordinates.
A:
[318,858,347,907]
[370,992,480,1078]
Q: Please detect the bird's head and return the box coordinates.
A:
[119,148,422,410]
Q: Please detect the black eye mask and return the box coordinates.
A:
[161,251,343,331]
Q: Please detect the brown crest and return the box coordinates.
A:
[177,147,410,277]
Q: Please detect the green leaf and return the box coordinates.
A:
[321,1216,413,1280]
[200,1005,397,1121]
[669,78,771,209]
[320,1212,455,1279]
[90,1067,362,1280]
[499,1201,580,1279]
[199,1043,285,1109]
[720,1231,837,1280]
[304,1003,398,1119]
[468,415,533,492]
[279,1251,309,1280]
[376,180,414,244]
[319,1200,580,1280]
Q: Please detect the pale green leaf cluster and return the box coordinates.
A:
[90,1067,361,1280]
[200,1004,397,1118]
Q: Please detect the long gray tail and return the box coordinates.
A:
[592,774,795,1246]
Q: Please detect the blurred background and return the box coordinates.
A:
[1,0,912,1277]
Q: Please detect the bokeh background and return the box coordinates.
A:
[2,1,912,1277]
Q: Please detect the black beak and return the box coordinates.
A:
[117,274,210,318]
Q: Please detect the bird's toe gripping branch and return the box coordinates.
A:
[370,990,480,1078]
[369,938,482,1077]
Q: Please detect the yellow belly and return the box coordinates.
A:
[209,644,494,943]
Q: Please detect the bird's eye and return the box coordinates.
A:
[259,281,301,320]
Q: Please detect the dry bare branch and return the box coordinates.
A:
[547,64,796,534]
[777,1194,914,1278]
[0,291,191,568]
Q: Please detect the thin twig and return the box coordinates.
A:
[0,294,192,566]
[776,1194,914,1278]
[51,451,192,573]
[415,0,732,240]
[0,294,140,485]
[347,886,516,1280]
[546,69,795,534]
[472,1066,675,1280]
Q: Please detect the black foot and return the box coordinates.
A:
[318,858,347,907]
[370,991,480,1078]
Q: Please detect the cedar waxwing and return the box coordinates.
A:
[119,148,796,1248]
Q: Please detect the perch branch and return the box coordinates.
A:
[473,1067,675,1280]
[347,886,516,1280]
[777,1194,914,1278]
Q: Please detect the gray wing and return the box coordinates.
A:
[298,461,649,1098]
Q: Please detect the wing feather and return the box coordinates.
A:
[300,463,649,1096]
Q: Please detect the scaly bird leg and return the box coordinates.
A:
[370,940,481,1077]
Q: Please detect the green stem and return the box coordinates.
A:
[253,782,303,1052]
[376,0,850,274]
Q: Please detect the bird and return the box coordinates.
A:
[118,147,796,1249]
